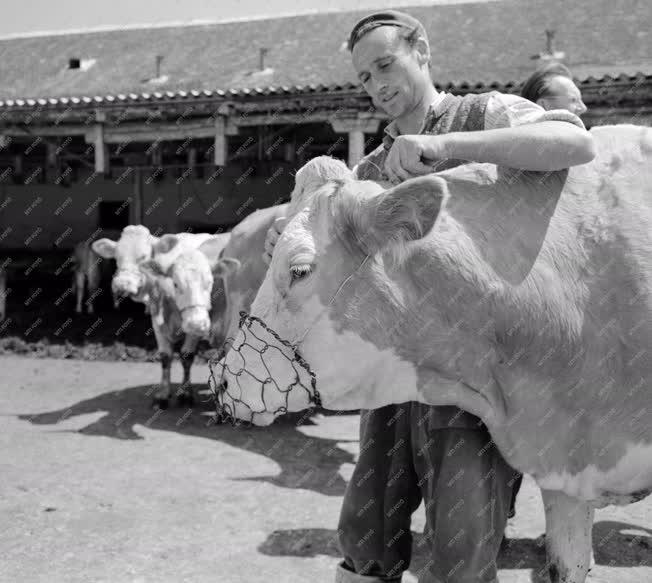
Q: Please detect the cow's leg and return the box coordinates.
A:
[542,489,594,583]
[85,268,95,314]
[152,320,173,409]
[74,271,84,314]
[177,334,199,406]
[86,258,101,314]
[0,268,6,321]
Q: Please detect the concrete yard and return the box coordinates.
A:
[1,355,650,583]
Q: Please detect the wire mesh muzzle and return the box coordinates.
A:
[208,311,321,426]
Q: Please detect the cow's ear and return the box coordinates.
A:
[152,234,180,255]
[214,257,241,279]
[92,238,117,258]
[354,174,448,254]
[199,237,228,270]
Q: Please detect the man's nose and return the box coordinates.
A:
[372,77,388,96]
[576,101,587,116]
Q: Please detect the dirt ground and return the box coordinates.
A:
[1,355,651,583]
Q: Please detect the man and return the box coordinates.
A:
[521,62,587,117]
[265,11,594,583]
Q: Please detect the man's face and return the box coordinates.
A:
[539,75,587,116]
[351,26,428,119]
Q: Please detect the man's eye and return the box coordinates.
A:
[290,265,312,282]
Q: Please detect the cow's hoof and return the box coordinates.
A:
[177,392,194,407]
[153,397,169,410]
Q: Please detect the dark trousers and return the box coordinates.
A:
[336,403,515,583]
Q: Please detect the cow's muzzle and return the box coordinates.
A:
[208,311,321,426]
[180,305,211,337]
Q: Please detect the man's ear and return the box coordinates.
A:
[214,257,241,280]
[92,238,117,259]
[152,234,180,255]
[353,174,448,255]
[414,36,431,67]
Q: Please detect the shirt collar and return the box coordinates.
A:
[383,91,446,141]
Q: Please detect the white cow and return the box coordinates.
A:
[212,204,289,348]
[143,206,289,363]
[138,233,232,341]
[216,126,652,582]
[92,226,214,408]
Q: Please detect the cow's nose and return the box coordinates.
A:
[182,311,210,336]
[112,279,138,297]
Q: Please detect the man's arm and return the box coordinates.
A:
[385,122,595,181]
[439,120,596,170]
[384,93,596,181]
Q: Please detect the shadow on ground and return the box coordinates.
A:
[17,383,358,497]
[258,520,652,579]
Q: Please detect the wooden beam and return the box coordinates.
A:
[46,142,58,167]
[330,116,381,135]
[330,116,382,168]
[214,116,227,166]
[4,125,88,137]
[347,130,365,169]
[93,123,109,173]
[13,154,22,175]
[151,144,163,167]
[234,110,381,127]
[86,120,240,144]
[188,147,197,170]
[132,167,143,225]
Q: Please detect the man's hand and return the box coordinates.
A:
[262,216,289,265]
[384,134,450,183]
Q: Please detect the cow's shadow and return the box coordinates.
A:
[258,520,652,579]
[17,383,357,497]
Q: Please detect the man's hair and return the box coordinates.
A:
[348,10,428,52]
[521,62,574,103]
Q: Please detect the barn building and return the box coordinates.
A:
[0,0,650,251]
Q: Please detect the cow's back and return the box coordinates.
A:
[415,125,652,501]
[218,205,289,342]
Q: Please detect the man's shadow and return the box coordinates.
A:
[17,383,357,496]
[257,520,652,580]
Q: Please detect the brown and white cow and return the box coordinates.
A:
[138,233,232,341]
[216,126,652,582]
[213,204,289,348]
[147,206,289,362]
[92,226,214,408]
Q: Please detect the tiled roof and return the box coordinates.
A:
[0,0,649,108]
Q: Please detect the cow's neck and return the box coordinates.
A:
[369,166,569,385]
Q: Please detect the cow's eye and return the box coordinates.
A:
[290,264,312,283]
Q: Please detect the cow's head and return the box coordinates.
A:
[214,168,448,425]
[92,226,169,303]
[139,236,239,338]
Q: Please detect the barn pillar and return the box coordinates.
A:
[46,142,58,167]
[330,116,381,169]
[133,167,143,225]
[93,110,109,173]
[213,116,227,166]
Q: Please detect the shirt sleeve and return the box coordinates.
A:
[485,93,586,130]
